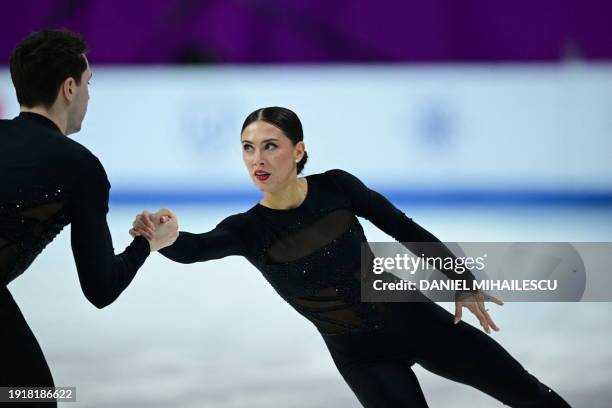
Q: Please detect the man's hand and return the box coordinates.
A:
[130,208,179,251]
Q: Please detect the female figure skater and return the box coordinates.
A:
[131,107,571,407]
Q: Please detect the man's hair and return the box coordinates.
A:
[9,29,88,108]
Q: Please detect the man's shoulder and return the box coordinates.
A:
[60,138,106,174]
[61,137,97,160]
[44,135,108,183]
[0,116,104,173]
[0,117,18,134]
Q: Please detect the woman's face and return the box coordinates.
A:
[241,120,305,192]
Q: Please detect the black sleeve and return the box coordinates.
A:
[70,155,150,309]
[159,216,245,264]
[327,169,476,289]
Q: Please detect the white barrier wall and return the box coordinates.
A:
[2,65,611,196]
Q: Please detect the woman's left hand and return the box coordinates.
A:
[454,290,504,334]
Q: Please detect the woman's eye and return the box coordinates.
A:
[265,143,277,150]
[243,144,253,152]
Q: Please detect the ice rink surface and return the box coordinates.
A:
[7,204,612,407]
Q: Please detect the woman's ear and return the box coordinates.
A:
[294,141,306,161]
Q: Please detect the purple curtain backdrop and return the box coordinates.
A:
[1,0,611,64]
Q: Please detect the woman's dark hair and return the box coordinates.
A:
[9,29,88,108]
[241,106,309,174]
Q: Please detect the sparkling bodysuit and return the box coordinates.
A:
[0,112,149,306]
[158,170,573,408]
[1,112,151,391]
[160,168,474,335]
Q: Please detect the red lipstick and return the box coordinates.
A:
[254,170,270,181]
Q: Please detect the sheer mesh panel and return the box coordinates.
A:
[0,199,68,284]
[267,209,354,263]
[266,209,379,334]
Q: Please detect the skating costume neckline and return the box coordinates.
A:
[255,176,312,213]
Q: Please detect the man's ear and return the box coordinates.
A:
[61,77,76,102]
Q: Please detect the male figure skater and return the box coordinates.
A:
[0,29,177,405]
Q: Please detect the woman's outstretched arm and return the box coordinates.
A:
[131,212,245,264]
[326,169,503,333]
[326,168,477,286]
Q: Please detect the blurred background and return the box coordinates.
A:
[1,1,612,407]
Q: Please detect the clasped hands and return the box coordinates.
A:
[129,208,179,251]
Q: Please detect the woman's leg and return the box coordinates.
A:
[335,358,429,408]
[0,286,57,407]
[406,301,571,407]
[323,330,430,408]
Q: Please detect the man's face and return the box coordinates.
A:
[65,54,91,135]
